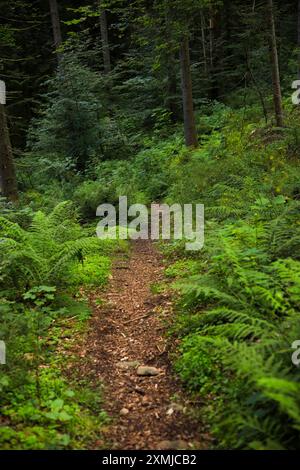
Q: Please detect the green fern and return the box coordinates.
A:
[0,202,105,293]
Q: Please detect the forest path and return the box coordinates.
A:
[83,240,208,450]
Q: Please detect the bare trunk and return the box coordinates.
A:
[180,37,198,148]
[298,0,300,78]
[208,11,221,100]
[209,17,213,69]
[165,10,178,122]
[49,0,62,59]
[200,12,208,75]
[99,6,111,74]
[0,104,18,202]
[268,0,284,127]
[246,51,268,123]
[166,56,178,122]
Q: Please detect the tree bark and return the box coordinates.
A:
[0,104,18,202]
[268,0,284,127]
[180,36,198,148]
[200,11,208,76]
[99,4,111,74]
[297,0,300,79]
[164,10,179,122]
[49,0,62,55]
[246,51,268,123]
[208,10,222,100]
[166,55,178,122]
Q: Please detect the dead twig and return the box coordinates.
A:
[122,312,153,325]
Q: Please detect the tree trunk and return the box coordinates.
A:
[208,10,222,100]
[268,0,284,127]
[49,0,62,55]
[246,51,268,123]
[164,11,179,122]
[180,36,198,148]
[297,0,300,79]
[0,104,18,202]
[166,56,178,122]
[200,12,208,76]
[99,4,111,74]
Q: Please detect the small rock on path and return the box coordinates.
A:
[76,240,208,450]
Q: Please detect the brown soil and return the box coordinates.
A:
[77,240,208,450]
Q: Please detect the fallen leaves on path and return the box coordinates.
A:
[75,240,209,450]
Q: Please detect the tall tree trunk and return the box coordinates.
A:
[208,10,222,100]
[99,3,111,74]
[49,0,62,57]
[180,37,198,148]
[268,0,284,127]
[0,104,18,202]
[166,55,178,122]
[246,51,268,123]
[200,12,208,76]
[297,0,300,79]
[165,10,179,122]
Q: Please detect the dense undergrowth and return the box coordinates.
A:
[47,97,300,450]
[162,103,300,450]
[0,201,126,449]
[2,96,300,449]
[2,0,300,453]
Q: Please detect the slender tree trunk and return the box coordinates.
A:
[166,56,178,122]
[0,104,18,202]
[200,12,208,75]
[99,4,111,74]
[246,51,268,123]
[268,0,284,127]
[165,11,179,122]
[180,36,198,148]
[208,10,222,100]
[297,0,300,79]
[49,0,62,58]
[209,17,214,69]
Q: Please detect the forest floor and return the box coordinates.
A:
[76,240,209,450]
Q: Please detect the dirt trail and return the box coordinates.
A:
[81,240,207,450]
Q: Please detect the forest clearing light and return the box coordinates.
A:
[96,197,204,251]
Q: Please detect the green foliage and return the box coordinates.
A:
[23,286,57,307]
[162,104,300,450]
[0,291,109,449]
[0,201,111,295]
[27,52,104,173]
[175,336,226,394]
[0,365,108,450]
[70,136,183,219]
[165,259,201,278]
[0,200,125,449]
[69,255,111,287]
[4,0,300,453]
